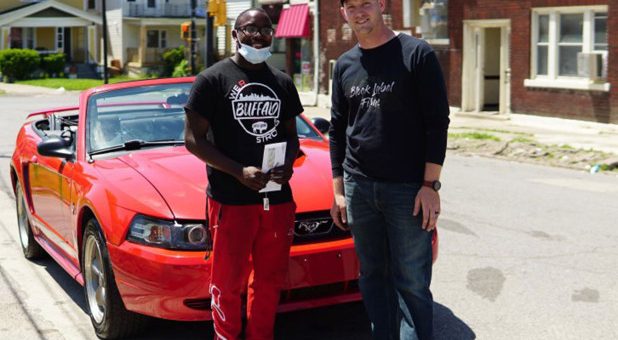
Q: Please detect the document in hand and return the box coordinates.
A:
[259,142,287,193]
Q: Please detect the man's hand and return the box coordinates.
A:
[413,186,440,232]
[269,165,293,184]
[331,194,349,231]
[237,166,269,191]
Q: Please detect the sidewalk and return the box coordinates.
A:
[2,82,617,156]
[0,82,71,95]
[304,106,618,156]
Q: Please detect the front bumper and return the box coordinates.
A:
[107,238,361,321]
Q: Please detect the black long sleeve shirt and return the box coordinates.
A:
[329,33,450,182]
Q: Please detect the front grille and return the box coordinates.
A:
[293,211,351,245]
[184,298,211,310]
[184,280,360,312]
[280,280,360,303]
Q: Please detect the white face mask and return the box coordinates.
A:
[237,42,272,64]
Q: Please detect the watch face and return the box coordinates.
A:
[433,181,441,191]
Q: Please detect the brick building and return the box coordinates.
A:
[447,0,615,123]
[318,0,616,124]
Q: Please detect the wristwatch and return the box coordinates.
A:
[423,180,441,192]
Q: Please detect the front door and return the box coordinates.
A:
[462,20,511,114]
[64,27,72,62]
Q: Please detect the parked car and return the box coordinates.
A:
[10,77,438,339]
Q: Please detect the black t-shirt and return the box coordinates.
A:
[185,58,303,205]
[329,33,450,182]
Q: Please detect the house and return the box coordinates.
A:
[0,0,103,76]
[446,0,616,123]
[318,0,616,124]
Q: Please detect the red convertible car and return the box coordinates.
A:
[10,77,437,339]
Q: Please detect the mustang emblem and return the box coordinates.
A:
[297,219,332,235]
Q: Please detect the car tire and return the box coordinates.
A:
[15,182,45,260]
[82,218,149,339]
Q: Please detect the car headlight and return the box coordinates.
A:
[127,215,211,250]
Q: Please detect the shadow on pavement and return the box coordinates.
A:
[26,256,474,340]
[134,301,474,339]
[32,257,88,313]
[434,302,476,340]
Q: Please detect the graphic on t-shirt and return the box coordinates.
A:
[231,82,281,143]
[348,80,396,109]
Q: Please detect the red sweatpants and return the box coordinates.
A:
[207,198,295,340]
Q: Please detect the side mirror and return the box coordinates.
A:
[311,117,331,135]
[37,136,74,159]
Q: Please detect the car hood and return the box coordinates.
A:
[114,140,333,220]
[116,147,207,220]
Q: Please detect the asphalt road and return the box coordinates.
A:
[1,93,617,339]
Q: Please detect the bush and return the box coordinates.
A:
[162,46,186,77]
[172,59,189,77]
[41,53,66,77]
[0,49,40,81]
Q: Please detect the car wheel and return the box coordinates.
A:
[82,218,148,339]
[15,182,44,260]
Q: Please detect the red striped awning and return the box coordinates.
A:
[274,4,310,38]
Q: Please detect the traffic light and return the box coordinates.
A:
[216,0,226,27]
[208,0,227,27]
[181,21,191,40]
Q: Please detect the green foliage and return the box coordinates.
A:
[172,59,189,77]
[41,53,66,77]
[510,136,536,144]
[162,46,186,77]
[0,49,40,81]
[449,132,501,141]
[16,75,153,91]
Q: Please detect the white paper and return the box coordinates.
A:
[259,142,287,193]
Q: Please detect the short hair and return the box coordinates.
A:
[234,8,271,29]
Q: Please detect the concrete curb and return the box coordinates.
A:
[0,82,77,96]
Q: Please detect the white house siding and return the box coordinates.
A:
[123,23,140,63]
[106,0,124,65]
[217,0,251,55]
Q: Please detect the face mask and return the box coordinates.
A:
[237,42,272,64]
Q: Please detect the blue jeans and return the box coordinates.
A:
[344,172,434,340]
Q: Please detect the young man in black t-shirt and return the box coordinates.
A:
[184,9,303,340]
[329,0,450,339]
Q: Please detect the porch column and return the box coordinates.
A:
[87,25,97,64]
[138,25,146,66]
[0,27,9,49]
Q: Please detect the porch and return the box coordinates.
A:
[0,0,102,65]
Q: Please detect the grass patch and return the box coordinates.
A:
[16,75,154,91]
[0,89,6,95]
[449,132,501,141]
[459,127,533,136]
[510,136,536,144]
[558,144,576,150]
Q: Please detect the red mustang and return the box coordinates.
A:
[10,77,437,339]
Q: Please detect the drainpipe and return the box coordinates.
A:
[102,0,108,83]
[312,0,319,106]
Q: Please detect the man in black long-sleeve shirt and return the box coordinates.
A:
[329,0,449,339]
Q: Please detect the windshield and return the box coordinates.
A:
[87,82,322,154]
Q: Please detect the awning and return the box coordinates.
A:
[274,4,310,38]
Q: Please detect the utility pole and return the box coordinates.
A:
[102,0,108,83]
[190,0,197,74]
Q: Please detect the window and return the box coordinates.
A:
[160,31,167,48]
[147,30,159,48]
[147,0,156,8]
[527,6,609,91]
[404,0,448,42]
[9,27,34,49]
[87,0,95,10]
[147,30,167,48]
[56,27,64,50]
